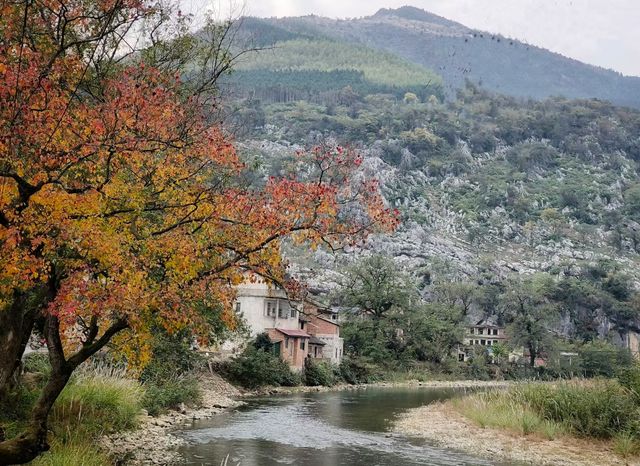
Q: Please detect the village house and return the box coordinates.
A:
[227,276,343,370]
[299,297,344,365]
[457,317,508,362]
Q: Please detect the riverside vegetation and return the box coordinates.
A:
[398,374,640,464]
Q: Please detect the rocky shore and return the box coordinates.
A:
[100,373,244,465]
[395,401,630,466]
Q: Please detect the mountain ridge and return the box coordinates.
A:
[244,6,640,108]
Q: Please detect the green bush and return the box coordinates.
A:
[140,329,204,384]
[138,328,205,416]
[579,341,633,378]
[142,376,201,416]
[618,364,640,398]
[225,347,301,389]
[304,360,335,386]
[338,358,378,384]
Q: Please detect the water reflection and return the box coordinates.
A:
[179,387,495,466]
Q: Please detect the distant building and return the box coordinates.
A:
[265,328,310,370]
[458,317,509,362]
[300,297,344,365]
[225,276,343,370]
[464,317,507,347]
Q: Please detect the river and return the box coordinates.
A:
[178,386,505,465]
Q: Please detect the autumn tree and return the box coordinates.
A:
[0,1,396,462]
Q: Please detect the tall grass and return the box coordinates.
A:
[452,391,563,438]
[453,379,640,459]
[31,435,112,466]
[511,379,637,438]
[52,363,144,438]
[1,362,144,465]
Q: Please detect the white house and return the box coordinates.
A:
[220,276,344,368]
[234,278,300,336]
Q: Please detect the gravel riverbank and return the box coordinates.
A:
[100,373,244,465]
[395,400,631,466]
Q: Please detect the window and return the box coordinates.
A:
[235,302,241,313]
[480,339,486,345]
[469,328,474,334]
[493,329,498,336]
[285,337,289,348]
[265,301,276,317]
[478,328,484,335]
[290,308,297,319]
[278,305,287,319]
[300,340,305,350]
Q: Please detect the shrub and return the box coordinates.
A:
[142,376,202,416]
[338,358,378,385]
[225,348,301,389]
[139,328,205,415]
[618,364,640,398]
[140,329,205,384]
[304,360,335,386]
[579,341,633,378]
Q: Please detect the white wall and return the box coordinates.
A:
[316,335,344,365]
[236,281,299,337]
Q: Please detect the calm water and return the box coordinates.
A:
[178,386,502,466]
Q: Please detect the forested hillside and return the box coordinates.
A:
[234,7,640,108]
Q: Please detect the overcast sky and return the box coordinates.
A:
[184,0,640,77]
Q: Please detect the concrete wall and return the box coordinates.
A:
[236,281,299,337]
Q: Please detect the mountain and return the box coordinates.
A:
[222,7,640,342]
[236,6,640,109]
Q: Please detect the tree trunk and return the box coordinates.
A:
[528,343,536,368]
[0,368,71,465]
[0,293,37,398]
[0,315,128,464]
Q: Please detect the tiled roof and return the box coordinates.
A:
[274,328,310,338]
[309,336,327,345]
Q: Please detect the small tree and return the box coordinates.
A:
[337,255,417,320]
[500,276,558,367]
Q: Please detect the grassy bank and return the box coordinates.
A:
[452,379,640,459]
[0,361,143,466]
[0,353,206,466]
